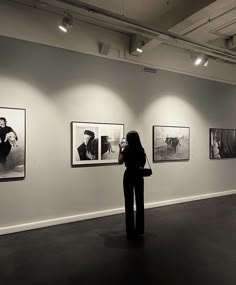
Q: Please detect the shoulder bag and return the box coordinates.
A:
[140,154,152,177]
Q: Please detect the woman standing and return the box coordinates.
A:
[118,130,146,238]
[0,117,18,165]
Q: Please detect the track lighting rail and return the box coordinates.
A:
[55,0,236,64]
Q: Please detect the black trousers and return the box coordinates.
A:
[0,142,11,163]
[123,169,144,235]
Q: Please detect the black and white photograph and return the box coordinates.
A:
[153,125,190,162]
[210,128,236,159]
[0,107,26,180]
[100,124,123,161]
[71,122,124,166]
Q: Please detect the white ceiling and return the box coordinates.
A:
[75,0,236,51]
[79,0,216,29]
[1,0,236,83]
[11,0,236,51]
[77,0,236,44]
[170,0,236,46]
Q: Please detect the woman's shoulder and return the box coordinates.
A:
[1,126,13,133]
[124,146,145,154]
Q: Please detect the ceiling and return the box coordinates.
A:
[8,0,236,62]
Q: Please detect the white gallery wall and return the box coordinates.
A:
[0,36,236,234]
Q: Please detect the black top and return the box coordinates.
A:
[0,126,14,142]
[77,138,98,160]
[122,146,146,170]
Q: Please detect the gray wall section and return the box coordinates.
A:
[0,36,236,228]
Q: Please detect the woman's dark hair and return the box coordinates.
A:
[0,117,7,123]
[84,130,95,138]
[84,130,95,149]
[126,130,143,149]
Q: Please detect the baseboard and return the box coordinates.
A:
[0,189,236,236]
[0,207,124,236]
[145,189,236,209]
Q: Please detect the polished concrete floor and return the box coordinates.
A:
[0,194,235,285]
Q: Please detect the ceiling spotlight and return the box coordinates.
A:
[59,13,73,33]
[136,47,143,53]
[130,35,147,56]
[194,56,203,66]
[191,52,209,67]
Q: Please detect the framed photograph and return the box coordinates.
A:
[0,107,26,180]
[71,122,124,166]
[210,128,236,159]
[153,125,190,162]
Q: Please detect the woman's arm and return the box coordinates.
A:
[12,129,18,141]
[118,144,124,164]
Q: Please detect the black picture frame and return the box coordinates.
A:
[71,122,124,166]
[153,125,190,162]
[209,128,236,159]
[0,107,26,180]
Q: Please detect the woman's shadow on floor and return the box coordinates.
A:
[100,230,157,250]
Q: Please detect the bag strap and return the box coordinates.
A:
[145,153,152,170]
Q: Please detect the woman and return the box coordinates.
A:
[0,117,18,164]
[118,130,146,238]
[77,130,98,160]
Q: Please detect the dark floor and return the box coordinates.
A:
[0,195,235,285]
